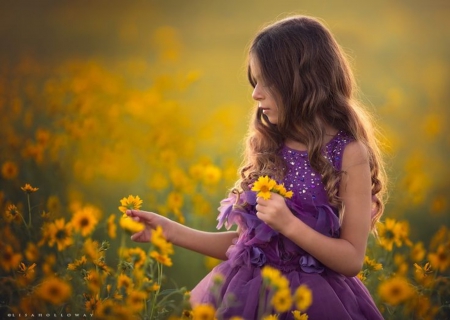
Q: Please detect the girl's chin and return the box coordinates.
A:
[261,113,278,124]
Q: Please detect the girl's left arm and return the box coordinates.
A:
[255,141,372,277]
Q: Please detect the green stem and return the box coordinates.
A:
[19,211,31,239]
[27,194,32,226]
[257,283,269,319]
[150,262,163,319]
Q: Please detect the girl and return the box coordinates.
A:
[127,15,386,319]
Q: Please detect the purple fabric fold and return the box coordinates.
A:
[216,190,279,245]
[226,242,267,268]
[299,254,324,273]
[216,191,256,230]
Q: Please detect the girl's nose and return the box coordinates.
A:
[252,84,264,101]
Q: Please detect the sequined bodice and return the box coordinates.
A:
[281,130,352,210]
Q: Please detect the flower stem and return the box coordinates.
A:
[19,211,31,239]
[149,262,163,319]
[27,194,32,226]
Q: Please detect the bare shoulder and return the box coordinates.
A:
[341,140,369,171]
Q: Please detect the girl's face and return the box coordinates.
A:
[250,57,279,124]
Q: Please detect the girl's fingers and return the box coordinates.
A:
[130,230,146,242]
[256,197,268,205]
[130,232,141,241]
[127,210,155,223]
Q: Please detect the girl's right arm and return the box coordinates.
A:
[126,209,238,261]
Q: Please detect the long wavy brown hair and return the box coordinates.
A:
[236,15,387,231]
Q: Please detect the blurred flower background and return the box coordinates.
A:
[0,0,449,319]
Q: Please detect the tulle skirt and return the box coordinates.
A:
[191,259,384,320]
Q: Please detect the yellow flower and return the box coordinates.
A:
[430,195,446,214]
[71,206,98,237]
[85,269,101,294]
[107,214,117,239]
[133,268,146,285]
[428,244,450,272]
[261,265,290,290]
[151,225,174,255]
[83,238,101,261]
[17,262,36,280]
[357,271,366,282]
[291,311,309,320]
[261,265,282,283]
[147,172,169,191]
[205,256,221,270]
[189,163,205,180]
[394,254,408,275]
[85,294,100,313]
[193,194,212,216]
[118,195,143,215]
[262,315,279,320]
[119,216,145,234]
[67,255,87,271]
[42,254,56,275]
[271,288,293,312]
[123,247,147,269]
[273,184,293,198]
[95,259,112,275]
[45,218,73,251]
[294,285,313,312]
[406,294,439,320]
[95,299,130,319]
[378,276,415,306]
[396,220,413,246]
[364,256,383,271]
[1,161,19,179]
[40,210,52,221]
[143,280,160,292]
[35,276,72,305]
[46,195,61,215]
[21,183,39,193]
[272,275,289,291]
[252,176,294,200]
[212,273,224,285]
[36,128,51,145]
[192,303,216,320]
[252,176,277,200]
[414,262,433,279]
[5,204,22,223]
[150,251,173,267]
[410,242,426,262]
[202,164,222,185]
[117,273,133,291]
[273,183,287,195]
[167,191,184,211]
[284,190,294,199]
[429,226,449,250]
[126,289,148,313]
[25,242,39,262]
[377,218,403,251]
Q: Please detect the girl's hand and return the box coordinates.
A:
[126,210,174,243]
[255,193,296,233]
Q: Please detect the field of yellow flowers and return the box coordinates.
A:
[1,1,449,319]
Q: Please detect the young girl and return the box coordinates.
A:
[127,15,386,319]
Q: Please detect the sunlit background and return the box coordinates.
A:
[1,0,449,318]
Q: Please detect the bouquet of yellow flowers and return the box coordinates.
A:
[251,176,293,200]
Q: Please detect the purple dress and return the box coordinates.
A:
[191,131,383,320]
